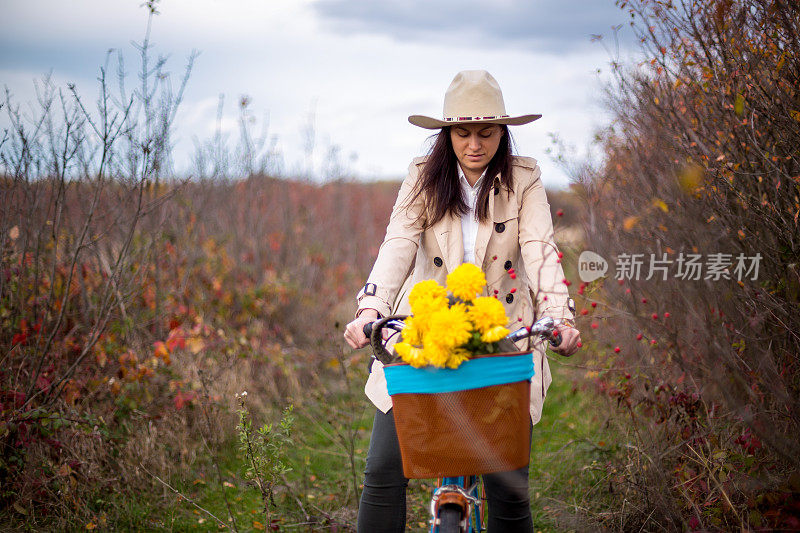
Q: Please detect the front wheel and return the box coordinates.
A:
[436,503,463,533]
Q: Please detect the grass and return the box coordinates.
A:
[528,354,620,532]
[72,350,619,532]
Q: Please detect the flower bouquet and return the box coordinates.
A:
[383,263,535,478]
[393,263,513,368]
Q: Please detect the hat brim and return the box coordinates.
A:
[408,113,542,129]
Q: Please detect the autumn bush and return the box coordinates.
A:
[573,0,800,529]
[0,8,401,527]
[1,147,400,527]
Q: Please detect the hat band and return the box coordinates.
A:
[444,114,510,122]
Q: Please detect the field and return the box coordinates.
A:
[3,0,800,530]
[0,170,612,531]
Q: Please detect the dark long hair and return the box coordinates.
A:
[407,125,515,227]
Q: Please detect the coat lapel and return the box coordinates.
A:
[434,172,504,271]
[432,212,463,273]
[447,216,464,271]
[473,175,498,268]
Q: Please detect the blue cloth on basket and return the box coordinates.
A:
[384,354,534,395]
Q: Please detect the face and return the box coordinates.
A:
[449,123,504,176]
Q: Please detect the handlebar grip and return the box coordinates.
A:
[549,330,562,347]
[363,321,374,339]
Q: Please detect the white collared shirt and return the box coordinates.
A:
[457,164,486,265]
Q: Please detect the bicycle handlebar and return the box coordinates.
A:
[362,315,408,364]
[506,316,562,347]
[363,313,570,364]
[362,319,405,339]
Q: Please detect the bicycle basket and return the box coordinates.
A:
[384,352,534,479]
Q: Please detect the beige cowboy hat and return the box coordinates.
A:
[408,70,541,129]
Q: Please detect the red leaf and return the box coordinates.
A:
[166,330,186,351]
[36,374,51,392]
[173,391,196,410]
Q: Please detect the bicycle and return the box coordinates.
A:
[363,298,575,533]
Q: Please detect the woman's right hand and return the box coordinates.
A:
[344,309,380,349]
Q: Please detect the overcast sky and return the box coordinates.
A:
[1,0,640,187]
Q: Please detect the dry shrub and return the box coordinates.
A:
[0,4,401,524]
[0,18,202,520]
[1,169,398,526]
[574,0,800,530]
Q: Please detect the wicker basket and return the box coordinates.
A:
[384,352,533,479]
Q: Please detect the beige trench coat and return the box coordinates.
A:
[356,155,574,425]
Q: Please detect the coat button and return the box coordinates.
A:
[433,256,443,267]
[495,222,505,233]
[504,260,512,270]
[506,293,514,303]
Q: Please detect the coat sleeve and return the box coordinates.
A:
[355,159,427,317]
[517,163,574,322]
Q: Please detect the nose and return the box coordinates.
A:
[468,133,481,151]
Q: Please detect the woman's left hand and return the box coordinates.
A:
[553,325,581,357]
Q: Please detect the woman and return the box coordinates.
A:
[344,70,581,532]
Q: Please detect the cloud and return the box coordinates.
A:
[312,0,636,53]
[0,0,622,187]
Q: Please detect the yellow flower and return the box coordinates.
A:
[481,326,510,343]
[426,304,472,350]
[468,296,509,333]
[446,263,486,302]
[445,348,470,369]
[411,294,448,321]
[398,270,509,369]
[408,279,448,318]
[394,342,427,368]
[400,316,424,345]
[421,343,451,368]
[394,341,411,359]
[412,304,472,368]
[409,279,447,306]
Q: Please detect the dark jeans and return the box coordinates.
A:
[357,409,534,533]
